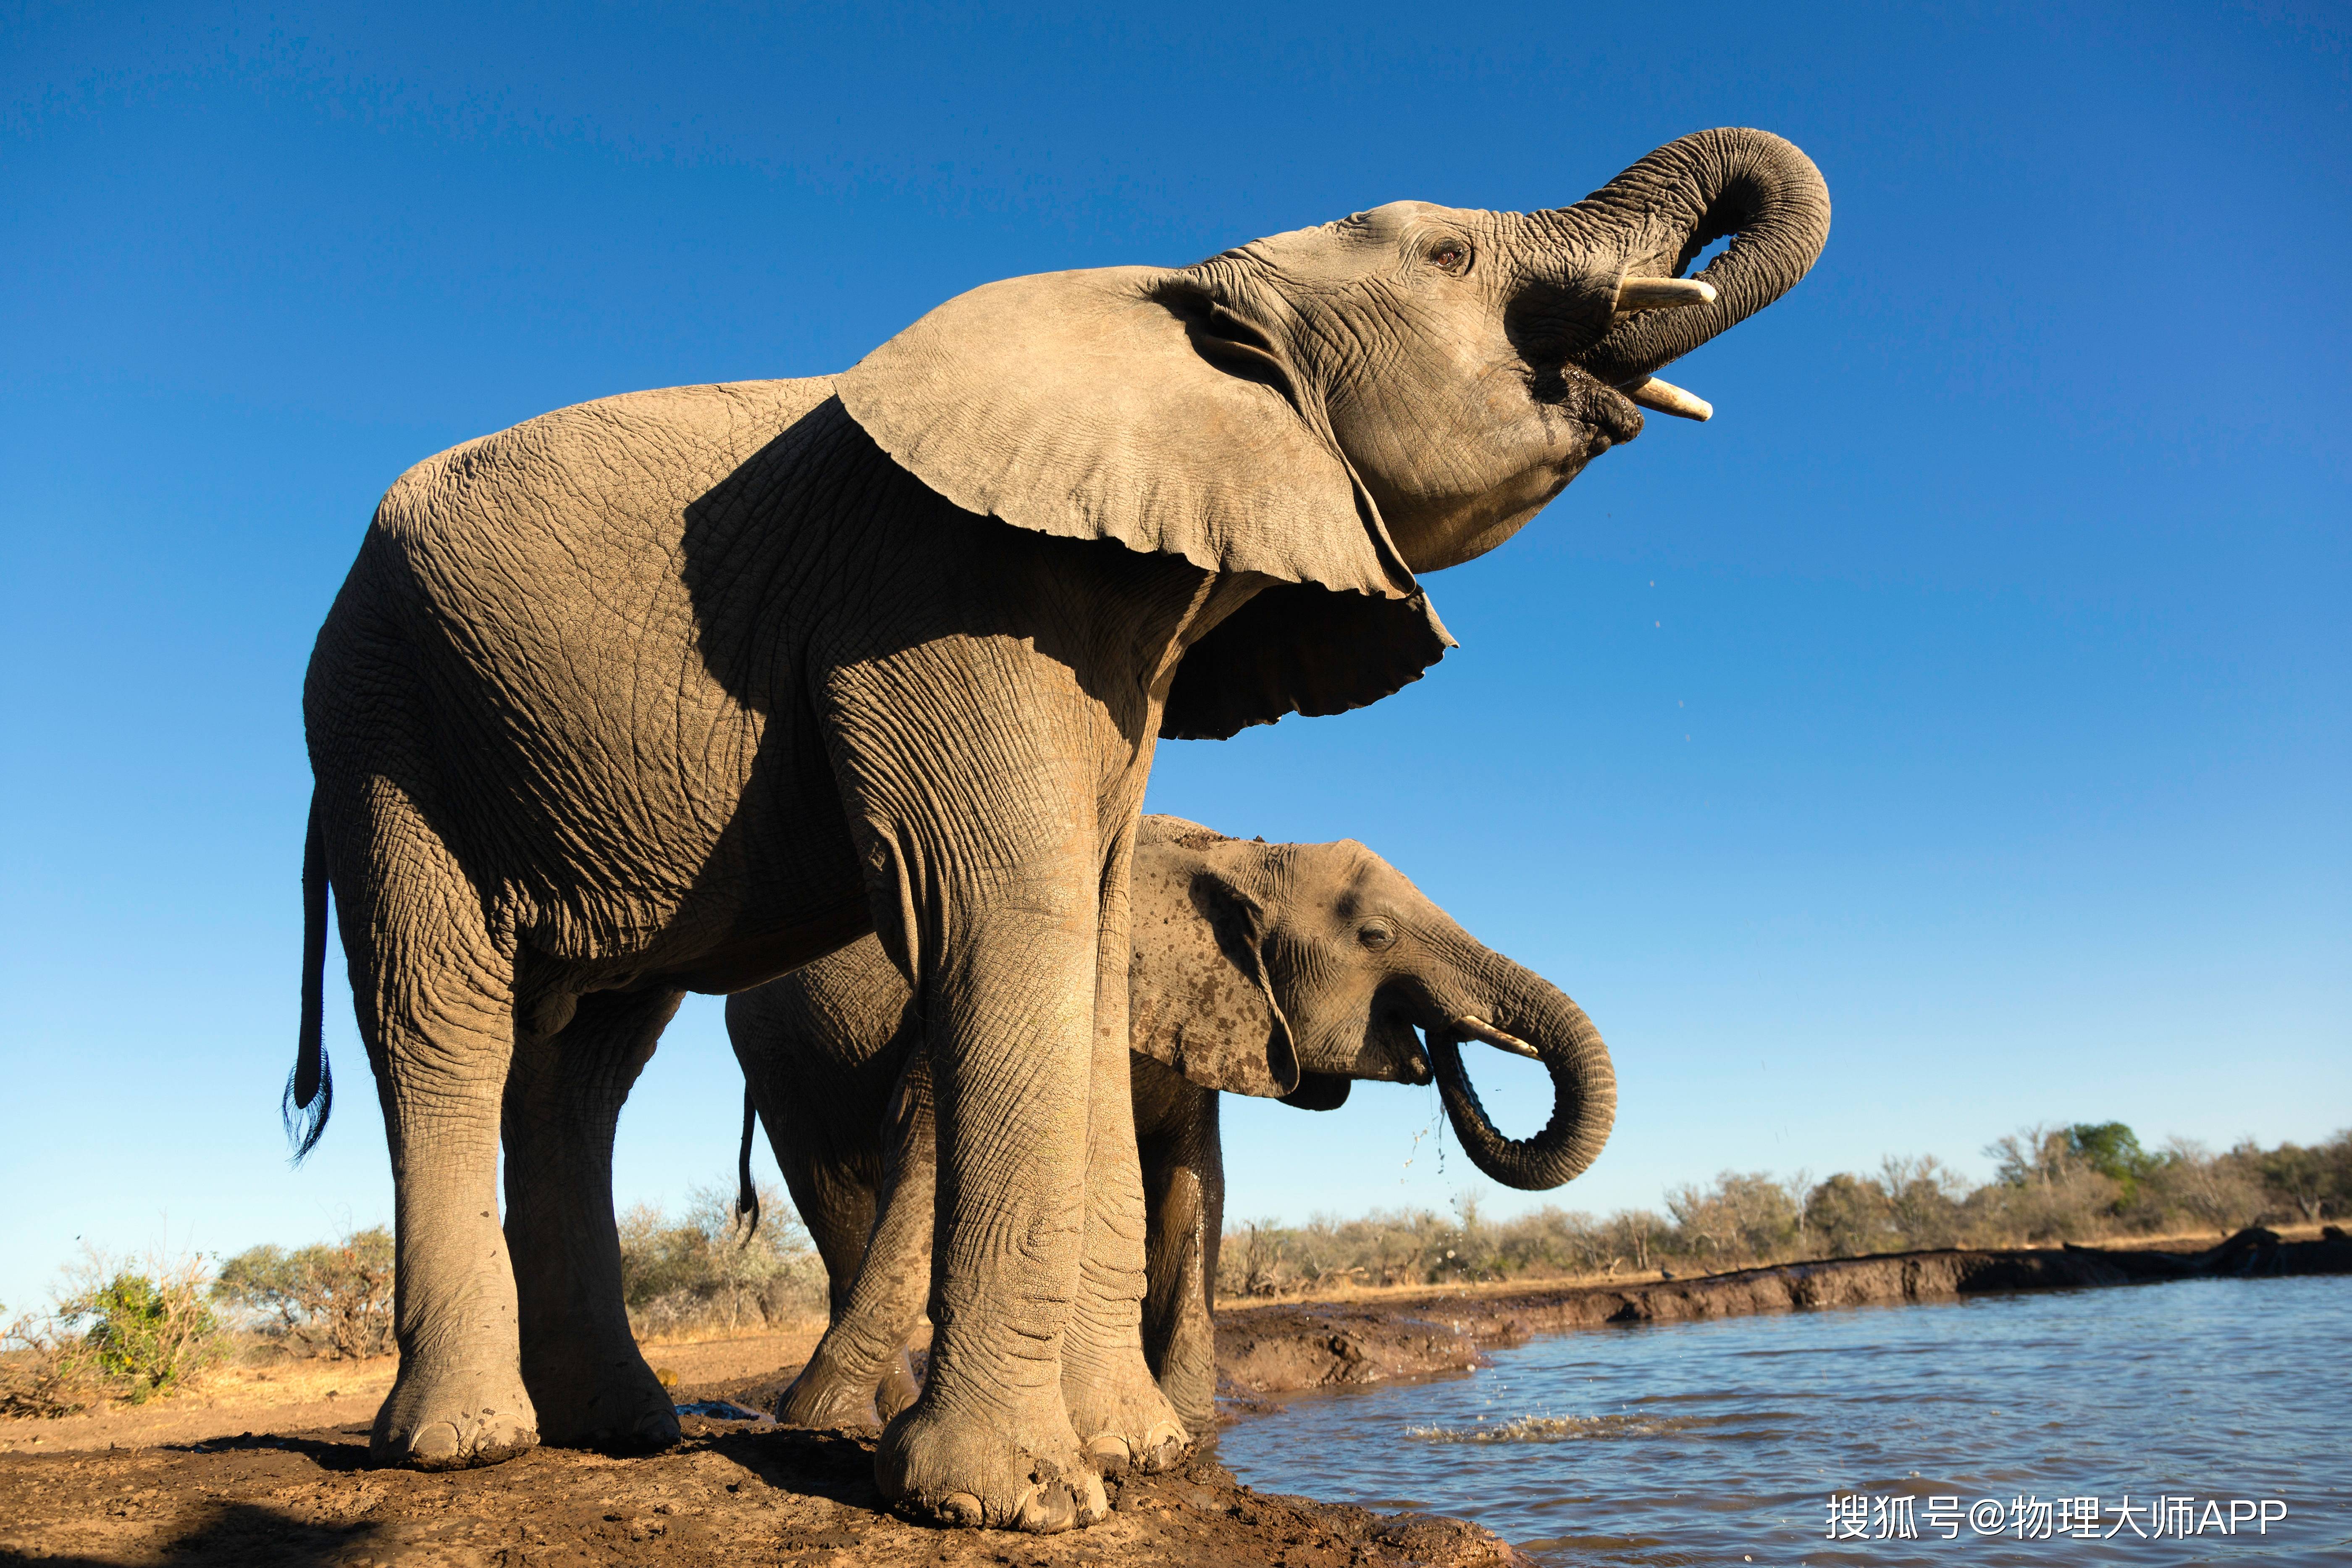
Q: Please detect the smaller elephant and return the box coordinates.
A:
[726,816,1615,1439]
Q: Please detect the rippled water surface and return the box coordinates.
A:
[1217,1276,2352,1566]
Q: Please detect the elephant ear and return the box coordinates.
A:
[1162,583,1455,740]
[839,265,1410,594]
[1129,851,1301,1099]
[841,267,1456,735]
[1279,1073,1353,1112]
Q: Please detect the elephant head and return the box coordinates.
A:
[1127,817,1616,1192]
[842,128,1829,740]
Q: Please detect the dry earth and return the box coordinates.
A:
[0,1345,1522,1568]
[4,1226,2343,1566]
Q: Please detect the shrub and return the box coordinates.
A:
[213,1227,395,1360]
[619,1179,827,1339]
[1602,1209,1672,1274]
[1490,1206,1610,1276]
[53,1252,223,1403]
[2066,1122,2158,1203]
[2136,1137,2267,1233]
[1805,1173,1898,1258]
[1665,1171,1801,1266]
[0,1309,93,1418]
[2249,1132,2351,1222]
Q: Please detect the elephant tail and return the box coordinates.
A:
[733,1086,762,1244]
[283,793,333,1161]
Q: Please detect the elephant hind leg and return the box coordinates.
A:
[777,1050,936,1429]
[504,982,685,1452]
[1137,1066,1223,1442]
[326,773,538,1470]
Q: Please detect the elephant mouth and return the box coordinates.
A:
[1361,997,1435,1085]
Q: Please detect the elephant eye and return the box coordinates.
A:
[1358,919,1397,951]
[1428,239,1470,274]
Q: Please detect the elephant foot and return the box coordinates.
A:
[528,1358,681,1454]
[370,1363,539,1471]
[877,1350,923,1424]
[1154,1358,1219,1451]
[777,1354,886,1430]
[875,1389,1106,1532]
[1061,1340,1191,1477]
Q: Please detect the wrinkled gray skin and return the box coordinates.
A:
[728,816,1616,1439]
[291,129,1826,1529]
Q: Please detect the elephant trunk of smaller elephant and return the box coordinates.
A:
[1427,961,1616,1192]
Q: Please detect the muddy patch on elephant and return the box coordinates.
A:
[0,1419,1525,1568]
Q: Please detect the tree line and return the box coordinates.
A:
[1216,1123,2352,1298]
[7,1124,2342,1413]
[0,1181,826,1418]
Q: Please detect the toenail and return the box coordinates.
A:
[937,1492,984,1528]
[410,1422,460,1461]
[1017,1483,1076,1534]
[1086,1434,1132,1476]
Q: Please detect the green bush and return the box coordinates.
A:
[2247,1133,2352,1223]
[56,1257,222,1403]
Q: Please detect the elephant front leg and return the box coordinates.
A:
[868,880,1106,1533]
[504,984,684,1452]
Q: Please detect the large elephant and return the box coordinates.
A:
[728,815,1615,1439]
[291,127,1827,1529]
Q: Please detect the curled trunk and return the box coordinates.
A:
[1428,961,1617,1192]
[1539,127,1832,390]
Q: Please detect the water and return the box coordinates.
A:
[1217,1276,2352,1566]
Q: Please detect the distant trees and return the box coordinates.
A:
[0,1171,840,1418]
[2254,1140,2343,1223]
[213,1227,395,1360]
[1216,1124,2350,1299]
[617,1180,827,1339]
[1666,1173,1801,1264]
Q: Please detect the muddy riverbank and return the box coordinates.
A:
[1212,1225,2352,1404]
[0,1361,1527,1567]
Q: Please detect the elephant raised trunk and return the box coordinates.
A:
[1530,126,1832,418]
[1426,963,1617,1192]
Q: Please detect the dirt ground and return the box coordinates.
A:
[0,1349,1522,1568]
[0,1334,827,1463]
[0,1420,1520,1568]
[4,1225,2340,1566]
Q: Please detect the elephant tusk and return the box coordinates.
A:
[1614,277,1717,313]
[1451,1014,1541,1059]
[1622,376,1713,422]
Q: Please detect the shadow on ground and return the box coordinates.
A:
[0,1417,1522,1568]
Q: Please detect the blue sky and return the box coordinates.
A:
[2,3,2345,1313]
